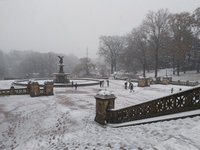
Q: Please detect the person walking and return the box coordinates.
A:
[124,82,128,89]
[102,80,104,87]
[106,79,109,87]
[74,83,78,91]
[100,80,103,87]
[129,82,134,92]
[171,88,173,93]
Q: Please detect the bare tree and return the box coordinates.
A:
[133,26,149,77]
[0,50,6,79]
[98,35,125,74]
[192,7,200,72]
[125,26,149,77]
[143,9,170,77]
[72,57,95,77]
[169,12,194,75]
[193,7,200,36]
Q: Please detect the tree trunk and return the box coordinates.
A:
[143,63,146,77]
[183,61,186,74]
[143,57,146,77]
[172,56,175,75]
[177,60,180,76]
[154,48,158,78]
[196,57,199,73]
[111,63,114,74]
[197,62,200,73]
[114,60,117,72]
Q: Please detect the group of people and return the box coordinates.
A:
[100,79,109,87]
[70,79,110,91]
[171,87,182,94]
[124,81,134,92]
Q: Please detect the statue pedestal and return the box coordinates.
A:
[53,73,70,83]
[53,56,71,84]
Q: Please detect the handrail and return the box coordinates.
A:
[107,86,200,124]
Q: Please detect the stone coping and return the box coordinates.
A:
[13,78,100,87]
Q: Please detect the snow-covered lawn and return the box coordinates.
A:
[141,68,200,82]
[0,78,200,150]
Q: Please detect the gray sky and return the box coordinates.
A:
[0,0,199,58]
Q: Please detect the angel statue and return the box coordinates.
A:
[58,56,64,64]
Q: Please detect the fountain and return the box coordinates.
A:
[14,56,100,87]
[53,56,70,83]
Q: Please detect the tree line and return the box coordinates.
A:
[0,50,79,79]
[99,7,200,77]
[0,50,108,79]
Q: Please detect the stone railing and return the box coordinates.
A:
[0,89,13,96]
[40,89,45,95]
[13,88,29,95]
[170,80,199,86]
[0,87,28,96]
[0,81,54,97]
[155,77,199,86]
[95,86,200,125]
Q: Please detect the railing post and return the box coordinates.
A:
[138,78,150,87]
[162,77,172,85]
[30,82,40,97]
[186,80,189,86]
[94,90,116,125]
[44,81,54,96]
[10,86,15,95]
[156,77,161,84]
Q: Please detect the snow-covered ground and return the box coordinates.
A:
[140,68,200,82]
[0,71,200,150]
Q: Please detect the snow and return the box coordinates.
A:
[0,80,15,89]
[0,72,200,149]
[140,68,200,82]
[98,89,112,96]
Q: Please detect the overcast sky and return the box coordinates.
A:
[0,0,199,58]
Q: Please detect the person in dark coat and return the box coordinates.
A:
[129,82,134,92]
[102,80,104,87]
[106,79,109,87]
[74,83,78,91]
[124,82,128,89]
[100,81,102,87]
[171,88,173,93]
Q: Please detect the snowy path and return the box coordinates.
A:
[0,80,200,149]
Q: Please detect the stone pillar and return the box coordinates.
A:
[44,81,54,96]
[10,86,15,95]
[94,90,116,125]
[156,77,161,84]
[162,77,172,85]
[30,82,40,97]
[138,78,150,87]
